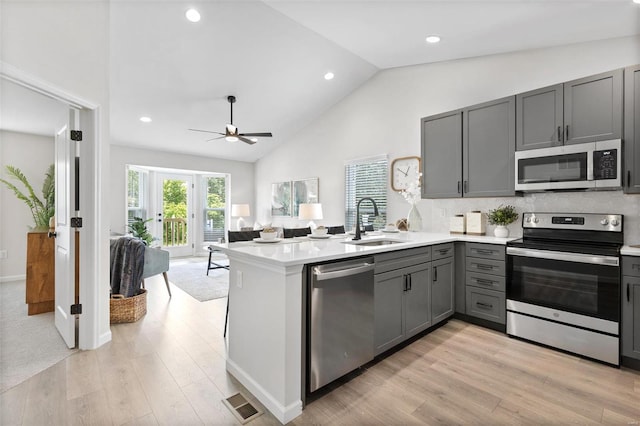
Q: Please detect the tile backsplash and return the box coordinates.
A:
[421,191,640,245]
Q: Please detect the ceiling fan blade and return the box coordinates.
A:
[206,136,226,141]
[189,128,224,135]
[238,136,257,145]
[239,132,272,137]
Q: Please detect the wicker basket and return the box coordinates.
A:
[110,289,147,323]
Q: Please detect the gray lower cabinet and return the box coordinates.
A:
[421,96,515,199]
[622,256,640,362]
[464,242,506,326]
[432,243,454,324]
[374,262,431,355]
[454,242,466,314]
[624,64,640,194]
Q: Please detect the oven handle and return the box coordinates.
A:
[506,247,619,266]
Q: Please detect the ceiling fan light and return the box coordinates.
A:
[185,9,201,22]
[250,138,258,142]
[226,136,239,143]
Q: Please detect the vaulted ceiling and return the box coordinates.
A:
[3,1,639,162]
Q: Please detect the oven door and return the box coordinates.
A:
[506,247,620,322]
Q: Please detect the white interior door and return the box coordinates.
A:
[157,173,193,257]
[54,110,77,348]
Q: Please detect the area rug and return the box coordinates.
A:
[0,279,77,393]
[168,256,229,302]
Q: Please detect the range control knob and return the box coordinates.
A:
[525,217,531,223]
[611,219,619,227]
[600,218,609,226]
[532,217,539,224]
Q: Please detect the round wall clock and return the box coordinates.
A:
[391,156,421,191]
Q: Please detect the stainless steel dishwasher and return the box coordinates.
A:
[308,257,375,392]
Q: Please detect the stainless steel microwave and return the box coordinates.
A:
[514,139,622,192]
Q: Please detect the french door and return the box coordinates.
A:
[156,173,193,257]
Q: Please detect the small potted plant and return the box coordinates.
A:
[128,217,154,245]
[488,205,519,238]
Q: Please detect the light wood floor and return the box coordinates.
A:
[2,273,639,425]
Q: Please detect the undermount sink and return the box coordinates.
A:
[342,238,404,246]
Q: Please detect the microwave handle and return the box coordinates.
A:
[587,146,594,181]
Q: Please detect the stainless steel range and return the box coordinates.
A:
[506,212,623,365]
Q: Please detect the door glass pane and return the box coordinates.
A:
[204,176,226,242]
[163,178,188,247]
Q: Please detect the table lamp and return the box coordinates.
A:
[231,204,250,231]
[299,203,323,230]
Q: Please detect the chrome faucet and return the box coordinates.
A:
[353,197,379,241]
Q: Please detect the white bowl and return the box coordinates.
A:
[312,228,328,236]
[260,231,278,241]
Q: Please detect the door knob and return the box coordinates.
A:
[48,231,57,238]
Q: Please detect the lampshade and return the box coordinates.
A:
[299,203,323,220]
[231,204,250,217]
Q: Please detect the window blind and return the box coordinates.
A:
[345,157,388,231]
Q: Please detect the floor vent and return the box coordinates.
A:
[223,392,263,424]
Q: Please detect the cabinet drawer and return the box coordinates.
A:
[432,243,454,261]
[622,256,640,278]
[466,243,504,261]
[466,287,506,324]
[465,257,505,276]
[375,246,431,274]
[466,271,506,292]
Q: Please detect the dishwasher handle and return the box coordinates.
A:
[313,262,375,281]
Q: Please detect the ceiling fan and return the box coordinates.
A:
[189,95,273,145]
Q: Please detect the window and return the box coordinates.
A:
[203,176,226,242]
[127,167,148,224]
[345,156,388,231]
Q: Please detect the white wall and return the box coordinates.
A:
[255,36,640,243]
[0,131,55,280]
[110,145,255,237]
[1,1,111,348]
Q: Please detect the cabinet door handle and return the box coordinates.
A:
[408,274,412,291]
[403,275,408,292]
[628,283,630,303]
[475,278,494,287]
[565,124,569,141]
[463,180,468,193]
[457,181,461,194]
[628,170,631,187]
[434,266,438,282]
[557,126,562,142]
[476,302,493,310]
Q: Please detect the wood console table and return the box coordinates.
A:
[25,230,55,315]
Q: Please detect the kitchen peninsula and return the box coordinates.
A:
[215,231,512,423]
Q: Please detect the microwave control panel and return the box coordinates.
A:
[593,149,617,180]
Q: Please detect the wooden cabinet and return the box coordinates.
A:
[622,256,640,364]
[26,231,55,315]
[421,96,515,198]
[431,243,454,325]
[624,65,640,194]
[516,69,623,151]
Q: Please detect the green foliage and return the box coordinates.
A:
[488,204,519,226]
[163,179,187,219]
[0,164,55,229]
[128,217,154,245]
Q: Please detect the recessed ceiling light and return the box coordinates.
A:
[634,0,640,4]
[324,72,335,80]
[425,35,441,44]
[139,116,152,123]
[185,9,201,22]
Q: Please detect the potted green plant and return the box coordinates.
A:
[488,204,519,238]
[0,164,55,230]
[128,217,154,245]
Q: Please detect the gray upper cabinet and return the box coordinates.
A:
[422,97,515,199]
[564,69,623,145]
[462,96,516,197]
[624,65,640,194]
[515,68,623,151]
[421,110,462,198]
[516,84,563,151]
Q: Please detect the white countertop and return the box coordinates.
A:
[621,245,640,256]
[213,232,515,267]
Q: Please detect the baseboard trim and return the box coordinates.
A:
[0,274,26,283]
[226,359,302,424]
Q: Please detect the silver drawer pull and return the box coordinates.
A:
[438,249,450,254]
[474,278,494,286]
[476,302,493,310]
[475,249,494,255]
[475,263,493,270]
